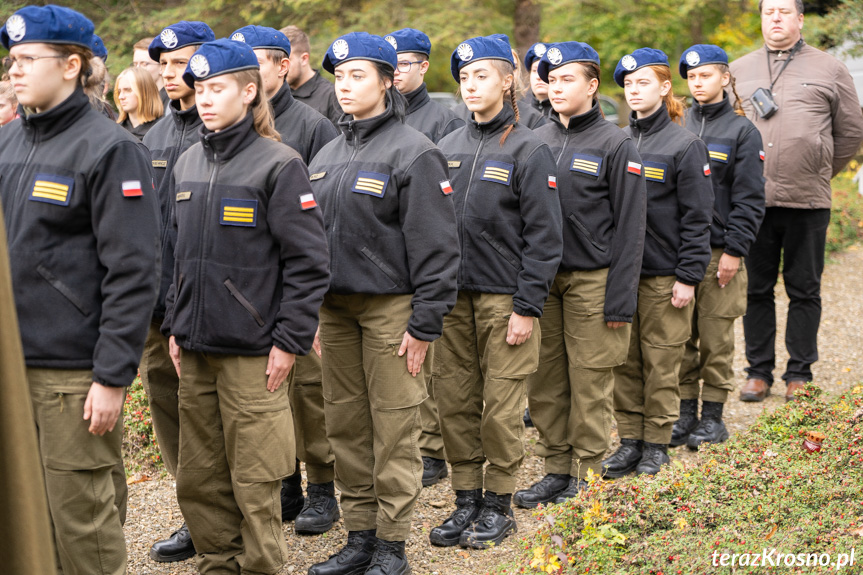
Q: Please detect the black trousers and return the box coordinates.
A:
[743,207,830,386]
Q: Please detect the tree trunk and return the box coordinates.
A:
[513,0,541,76]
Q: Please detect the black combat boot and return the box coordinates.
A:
[281,467,304,522]
[149,523,196,562]
[295,481,340,534]
[523,407,534,428]
[429,489,482,547]
[600,438,643,478]
[421,457,448,487]
[307,530,377,575]
[552,476,588,504]
[512,473,570,508]
[636,442,670,476]
[686,401,729,450]
[459,491,517,549]
[365,539,410,575]
[670,398,699,447]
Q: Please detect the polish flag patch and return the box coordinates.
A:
[548,175,557,189]
[122,180,143,197]
[627,161,642,175]
[440,180,453,195]
[703,163,711,176]
[300,193,317,210]
[759,150,765,161]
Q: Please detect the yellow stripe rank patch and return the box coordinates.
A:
[29,173,74,206]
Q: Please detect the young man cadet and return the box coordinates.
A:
[0,6,160,574]
[140,19,215,563]
[230,24,340,535]
[386,27,464,144]
[281,25,341,126]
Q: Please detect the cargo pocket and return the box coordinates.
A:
[224,279,266,327]
[37,265,91,316]
[480,230,521,270]
[361,247,405,288]
[571,311,630,369]
[235,387,294,482]
[368,337,427,410]
[486,311,540,380]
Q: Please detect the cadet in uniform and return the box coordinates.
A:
[604,48,713,477]
[430,35,562,549]
[163,38,330,575]
[230,23,341,534]
[520,42,553,120]
[674,44,765,449]
[0,6,160,573]
[384,26,465,489]
[306,32,459,575]
[281,25,342,126]
[515,42,647,508]
[140,20,215,563]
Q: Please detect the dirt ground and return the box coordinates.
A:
[123,246,863,575]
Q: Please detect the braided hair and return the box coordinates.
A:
[490,59,518,146]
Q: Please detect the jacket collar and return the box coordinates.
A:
[467,101,515,139]
[293,70,324,99]
[201,112,259,162]
[529,92,552,116]
[339,93,399,145]
[169,99,202,131]
[269,82,295,118]
[629,102,671,138]
[21,87,90,141]
[404,83,430,113]
[550,100,604,133]
[690,92,733,123]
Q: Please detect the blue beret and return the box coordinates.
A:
[450,35,514,82]
[384,28,431,56]
[613,47,669,87]
[523,42,549,69]
[537,41,599,83]
[91,34,108,61]
[322,32,397,74]
[230,25,291,57]
[182,38,259,88]
[679,44,728,78]
[1,5,94,50]
[149,21,215,62]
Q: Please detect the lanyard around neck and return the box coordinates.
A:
[766,39,804,90]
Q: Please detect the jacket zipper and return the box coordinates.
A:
[556,132,570,165]
[331,123,360,283]
[698,113,706,138]
[460,134,486,280]
[160,121,189,258]
[189,151,219,349]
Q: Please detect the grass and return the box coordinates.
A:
[508,383,863,574]
[827,161,863,256]
[122,375,164,478]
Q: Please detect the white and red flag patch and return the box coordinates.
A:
[548,175,557,189]
[759,150,765,161]
[122,180,143,197]
[703,163,711,176]
[300,193,317,210]
[627,161,642,175]
[440,180,453,195]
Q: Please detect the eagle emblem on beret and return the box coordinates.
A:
[231,32,245,43]
[547,47,562,65]
[621,54,637,71]
[6,15,26,42]
[534,43,546,58]
[686,50,700,67]
[189,54,210,78]
[457,43,473,62]
[333,39,349,60]
[384,35,397,50]
[160,28,178,49]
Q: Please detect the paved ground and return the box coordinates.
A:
[123,246,863,574]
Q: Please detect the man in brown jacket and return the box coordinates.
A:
[731,0,863,402]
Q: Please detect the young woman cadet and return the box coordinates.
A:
[603,48,713,477]
[306,32,460,575]
[429,34,562,550]
[674,44,765,449]
[515,41,646,508]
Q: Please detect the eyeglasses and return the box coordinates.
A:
[133,61,158,68]
[396,60,424,73]
[2,54,67,73]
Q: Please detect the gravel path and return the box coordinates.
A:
[124,246,863,574]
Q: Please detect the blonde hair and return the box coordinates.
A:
[716,63,745,116]
[51,43,94,84]
[232,69,280,142]
[646,65,685,125]
[0,80,17,107]
[114,67,164,124]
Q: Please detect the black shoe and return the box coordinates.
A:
[281,469,304,522]
[636,442,670,476]
[365,539,410,575]
[421,457,448,487]
[459,491,517,549]
[552,476,587,504]
[523,407,534,428]
[149,523,196,563]
[512,473,570,509]
[429,489,482,547]
[307,530,377,575]
[600,438,643,478]
[670,398,699,447]
[296,482,340,534]
[687,401,729,450]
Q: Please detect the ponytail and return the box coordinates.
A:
[579,62,603,114]
[717,64,746,116]
[647,65,685,125]
[233,69,280,142]
[491,59,518,146]
[372,61,407,123]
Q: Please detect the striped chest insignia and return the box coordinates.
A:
[300,193,318,210]
[480,161,513,185]
[352,171,389,197]
[643,161,667,183]
[448,161,461,169]
[707,143,732,164]
[759,150,765,161]
[627,161,642,176]
[122,180,143,197]
[548,175,557,189]
[152,160,168,168]
[220,198,257,227]
[703,163,711,176]
[570,153,602,177]
[29,174,74,206]
[440,180,453,195]
[309,172,326,181]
